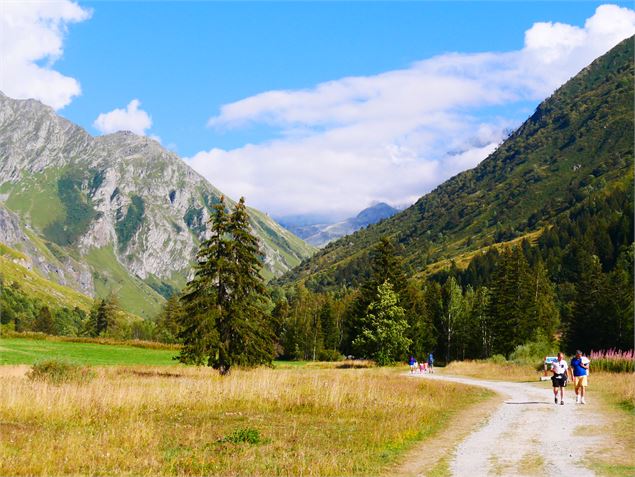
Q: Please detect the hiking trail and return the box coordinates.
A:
[409,372,606,476]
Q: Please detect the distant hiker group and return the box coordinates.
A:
[408,353,434,374]
[550,350,590,405]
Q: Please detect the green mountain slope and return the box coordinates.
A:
[0,94,315,318]
[279,37,634,290]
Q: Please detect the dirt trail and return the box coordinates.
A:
[410,373,605,477]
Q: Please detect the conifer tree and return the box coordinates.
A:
[85,295,119,337]
[178,197,274,374]
[320,298,339,351]
[155,295,185,343]
[567,252,605,351]
[345,237,407,353]
[34,306,55,335]
[489,247,533,356]
[352,281,411,365]
[403,280,435,359]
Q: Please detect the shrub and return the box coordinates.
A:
[488,354,507,365]
[509,338,558,365]
[318,349,344,362]
[220,427,262,444]
[27,359,95,385]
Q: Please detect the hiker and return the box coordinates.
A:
[419,360,425,373]
[427,352,434,373]
[551,351,569,405]
[408,356,416,373]
[570,350,589,404]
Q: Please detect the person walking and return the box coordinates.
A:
[570,350,589,404]
[427,352,434,373]
[408,355,416,373]
[551,352,569,405]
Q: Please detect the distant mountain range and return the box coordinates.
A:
[278,36,634,290]
[280,202,399,247]
[0,93,315,317]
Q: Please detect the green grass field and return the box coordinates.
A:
[0,337,178,366]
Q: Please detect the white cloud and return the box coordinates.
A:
[191,4,635,217]
[93,99,153,136]
[0,0,91,109]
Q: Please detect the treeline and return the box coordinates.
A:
[153,183,634,364]
[0,282,154,340]
[5,184,631,367]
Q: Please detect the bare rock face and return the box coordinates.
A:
[0,93,314,312]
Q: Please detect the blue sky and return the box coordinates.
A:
[2,1,634,218]
[59,1,608,154]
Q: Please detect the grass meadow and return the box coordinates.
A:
[0,337,492,476]
[0,336,178,365]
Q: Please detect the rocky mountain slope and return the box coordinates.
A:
[278,36,634,291]
[0,93,314,317]
[281,202,399,247]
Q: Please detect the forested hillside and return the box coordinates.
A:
[250,37,634,361]
[279,36,634,292]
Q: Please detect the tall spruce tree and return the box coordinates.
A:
[178,197,274,374]
[345,237,407,353]
[352,281,411,365]
[489,247,533,357]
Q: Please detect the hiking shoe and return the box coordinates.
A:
[554,397,558,404]
[561,401,564,405]
[581,398,586,404]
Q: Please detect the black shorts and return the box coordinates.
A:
[551,374,567,388]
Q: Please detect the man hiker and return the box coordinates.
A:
[570,350,589,404]
[551,351,568,405]
[427,352,434,373]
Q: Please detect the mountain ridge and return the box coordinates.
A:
[282,202,399,247]
[0,94,315,316]
[277,36,634,291]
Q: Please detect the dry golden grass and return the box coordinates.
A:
[584,372,635,476]
[0,365,489,476]
[441,360,541,382]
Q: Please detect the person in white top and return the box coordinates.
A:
[551,351,569,405]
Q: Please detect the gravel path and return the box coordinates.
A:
[411,373,605,477]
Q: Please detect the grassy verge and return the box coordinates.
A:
[0,365,490,476]
[585,372,635,477]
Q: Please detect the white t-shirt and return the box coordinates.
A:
[551,359,568,375]
[581,356,590,374]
